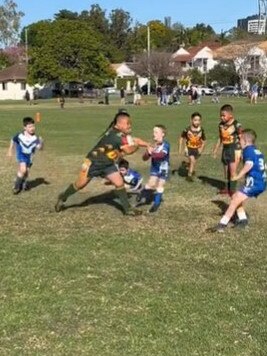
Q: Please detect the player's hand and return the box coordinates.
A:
[147,146,154,155]
[6,151,12,159]
[212,151,217,159]
[231,175,238,181]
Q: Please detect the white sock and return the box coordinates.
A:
[237,210,247,221]
[220,215,230,226]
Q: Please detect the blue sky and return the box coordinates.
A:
[16,0,257,33]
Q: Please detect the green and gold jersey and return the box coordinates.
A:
[86,128,125,165]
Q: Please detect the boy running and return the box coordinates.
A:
[179,112,206,181]
[7,117,43,194]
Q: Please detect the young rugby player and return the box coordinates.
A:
[212,129,266,232]
[7,117,43,194]
[179,112,206,181]
[55,111,148,215]
[118,158,143,193]
[213,104,242,196]
[137,125,170,213]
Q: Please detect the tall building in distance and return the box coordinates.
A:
[237,0,267,35]
[164,16,171,28]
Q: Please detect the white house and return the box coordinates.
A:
[172,42,222,73]
[0,63,35,100]
[111,62,148,90]
[214,40,267,88]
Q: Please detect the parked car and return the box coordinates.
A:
[219,86,239,96]
[103,86,119,95]
[199,86,215,96]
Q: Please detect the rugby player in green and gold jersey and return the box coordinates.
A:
[55,111,149,215]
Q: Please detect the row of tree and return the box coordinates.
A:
[0,1,265,87]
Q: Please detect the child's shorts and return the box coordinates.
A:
[240,184,266,198]
[17,153,32,167]
[187,147,200,158]
[150,168,169,180]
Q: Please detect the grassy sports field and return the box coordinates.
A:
[0,96,266,355]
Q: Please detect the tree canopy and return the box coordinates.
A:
[27,20,114,86]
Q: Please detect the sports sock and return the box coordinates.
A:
[60,183,78,202]
[236,208,247,221]
[153,192,162,206]
[14,176,24,191]
[220,215,230,226]
[115,186,131,213]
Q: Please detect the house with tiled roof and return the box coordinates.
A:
[172,42,222,73]
[0,63,34,100]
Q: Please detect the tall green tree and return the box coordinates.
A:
[54,9,79,21]
[0,0,24,47]
[28,20,114,86]
[109,9,132,61]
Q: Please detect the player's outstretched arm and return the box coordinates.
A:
[133,137,150,148]
[7,139,14,158]
[120,144,139,155]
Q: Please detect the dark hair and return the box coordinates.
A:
[154,124,167,134]
[242,128,257,143]
[23,117,35,126]
[191,112,202,119]
[100,110,130,137]
[220,104,233,113]
[118,158,129,169]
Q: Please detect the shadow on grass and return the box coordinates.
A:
[198,176,225,190]
[64,190,124,213]
[28,177,50,189]
[172,161,188,177]
[212,200,229,215]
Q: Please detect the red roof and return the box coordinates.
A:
[173,41,222,63]
[0,63,27,81]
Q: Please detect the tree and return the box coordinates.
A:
[109,9,132,61]
[54,10,79,21]
[0,49,12,69]
[28,20,114,86]
[134,50,178,86]
[87,4,109,35]
[0,0,24,47]
[207,62,239,86]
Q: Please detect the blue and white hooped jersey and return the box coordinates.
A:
[151,140,170,173]
[243,145,266,190]
[123,169,143,189]
[13,132,40,161]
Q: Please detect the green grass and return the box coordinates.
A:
[0,97,266,355]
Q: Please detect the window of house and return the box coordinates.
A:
[21,82,26,90]
[2,82,7,90]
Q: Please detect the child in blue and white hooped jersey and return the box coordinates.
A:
[137,124,170,213]
[212,128,266,233]
[7,117,43,194]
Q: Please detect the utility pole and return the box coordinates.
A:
[258,0,267,35]
[147,24,151,96]
[25,28,28,65]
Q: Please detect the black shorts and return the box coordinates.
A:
[187,147,200,158]
[87,162,118,179]
[221,145,236,165]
